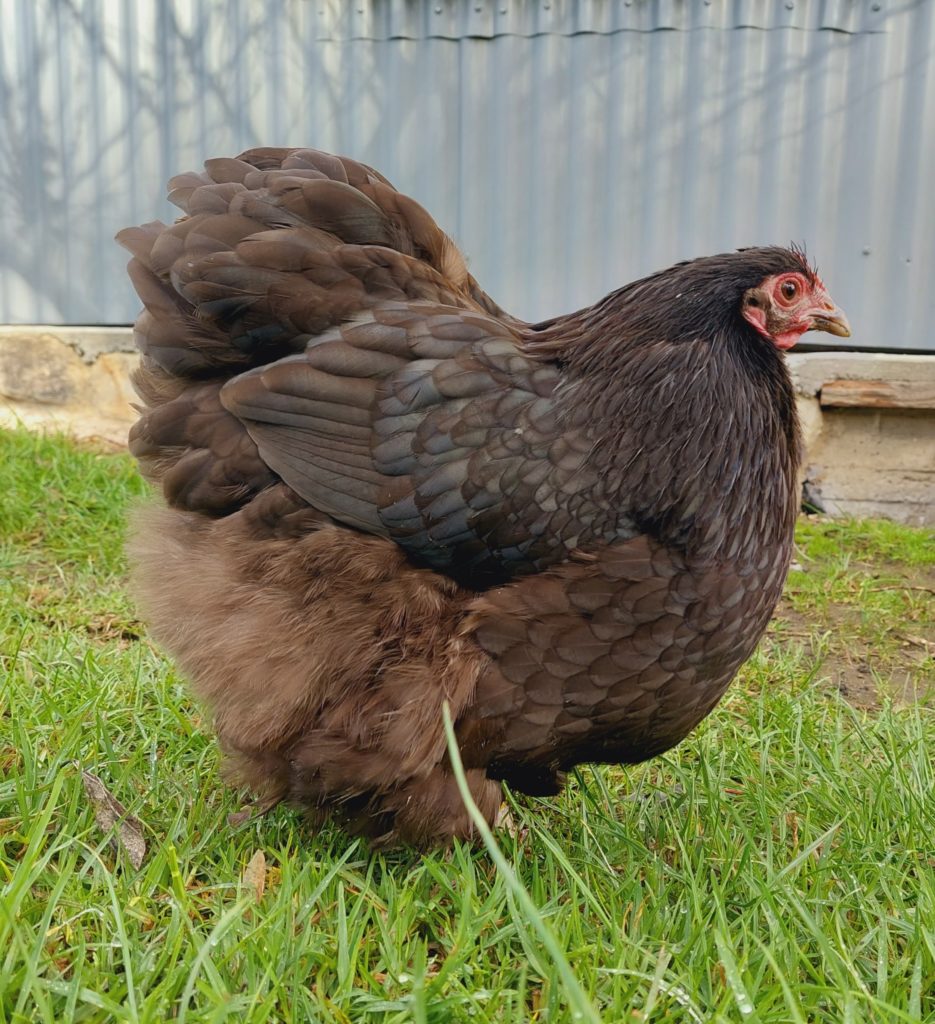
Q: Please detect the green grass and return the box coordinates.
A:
[1,426,933,1023]
[770,514,934,706]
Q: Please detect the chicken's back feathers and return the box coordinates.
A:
[121,147,807,846]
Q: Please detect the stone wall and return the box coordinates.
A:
[0,327,137,449]
[2,327,933,524]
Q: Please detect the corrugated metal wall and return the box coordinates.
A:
[0,0,932,350]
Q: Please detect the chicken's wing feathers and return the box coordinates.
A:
[220,305,596,581]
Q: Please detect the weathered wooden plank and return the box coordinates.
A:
[819,379,935,410]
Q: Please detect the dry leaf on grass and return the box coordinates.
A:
[242,849,266,903]
[81,771,146,869]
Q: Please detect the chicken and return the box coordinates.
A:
[118,147,850,846]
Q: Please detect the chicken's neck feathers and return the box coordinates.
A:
[528,314,801,566]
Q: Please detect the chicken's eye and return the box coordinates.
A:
[780,280,798,301]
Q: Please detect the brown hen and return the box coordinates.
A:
[118,147,850,846]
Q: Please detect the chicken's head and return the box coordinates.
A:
[741,265,850,351]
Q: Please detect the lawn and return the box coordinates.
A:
[1,427,933,1023]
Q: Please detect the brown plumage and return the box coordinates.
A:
[119,147,850,847]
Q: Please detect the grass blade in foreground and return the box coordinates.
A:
[442,702,602,1024]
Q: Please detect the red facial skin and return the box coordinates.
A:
[742,272,851,350]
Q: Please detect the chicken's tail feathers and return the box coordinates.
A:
[118,147,505,378]
[117,147,506,513]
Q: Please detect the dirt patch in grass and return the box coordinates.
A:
[770,558,935,707]
[771,604,933,707]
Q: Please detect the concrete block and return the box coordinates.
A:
[0,326,137,447]
[788,351,935,525]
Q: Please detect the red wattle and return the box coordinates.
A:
[772,328,806,351]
